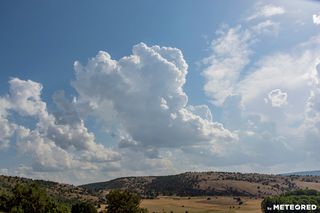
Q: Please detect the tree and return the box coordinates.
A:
[71,202,97,213]
[106,189,148,213]
[0,183,70,213]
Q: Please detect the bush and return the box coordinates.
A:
[106,189,148,213]
[71,202,97,213]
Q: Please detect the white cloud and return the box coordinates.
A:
[200,2,320,171]
[71,40,319,175]
[250,20,280,35]
[0,78,121,177]
[202,26,252,106]
[72,43,235,156]
[202,21,280,106]
[229,39,320,158]
[0,43,238,183]
[9,78,47,117]
[313,14,320,25]
[266,89,288,107]
[15,127,77,172]
[237,44,319,105]
[303,63,320,135]
[247,4,285,21]
[0,98,16,149]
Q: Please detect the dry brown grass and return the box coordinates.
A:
[141,196,263,213]
[294,181,320,191]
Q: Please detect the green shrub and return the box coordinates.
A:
[106,189,148,213]
[71,202,97,213]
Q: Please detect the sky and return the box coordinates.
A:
[0,0,320,185]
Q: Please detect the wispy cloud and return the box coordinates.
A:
[202,19,281,106]
[202,26,252,106]
[246,4,285,21]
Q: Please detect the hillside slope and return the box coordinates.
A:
[80,171,320,198]
[282,170,320,177]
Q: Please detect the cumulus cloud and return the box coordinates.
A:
[313,14,320,25]
[266,89,288,107]
[0,43,238,183]
[246,4,285,21]
[15,127,77,172]
[0,98,16,149]
[0,78,120,174]
[9,78,47,117]
[72,43,235,155]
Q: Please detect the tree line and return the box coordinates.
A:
[0,183,147,213]
[261,189,320,213]
[0,183,96,213]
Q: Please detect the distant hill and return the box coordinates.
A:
[79,171,320,198]
[281,170,320,177]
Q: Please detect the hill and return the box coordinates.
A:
[281,170,320,177]
[80,171,320,198]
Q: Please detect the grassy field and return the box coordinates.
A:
[141,196,263,213]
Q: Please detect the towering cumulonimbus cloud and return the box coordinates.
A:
[72,43,235,154]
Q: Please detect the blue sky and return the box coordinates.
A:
[0,0,320,184]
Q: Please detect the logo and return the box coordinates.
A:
[266,204,317,211]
